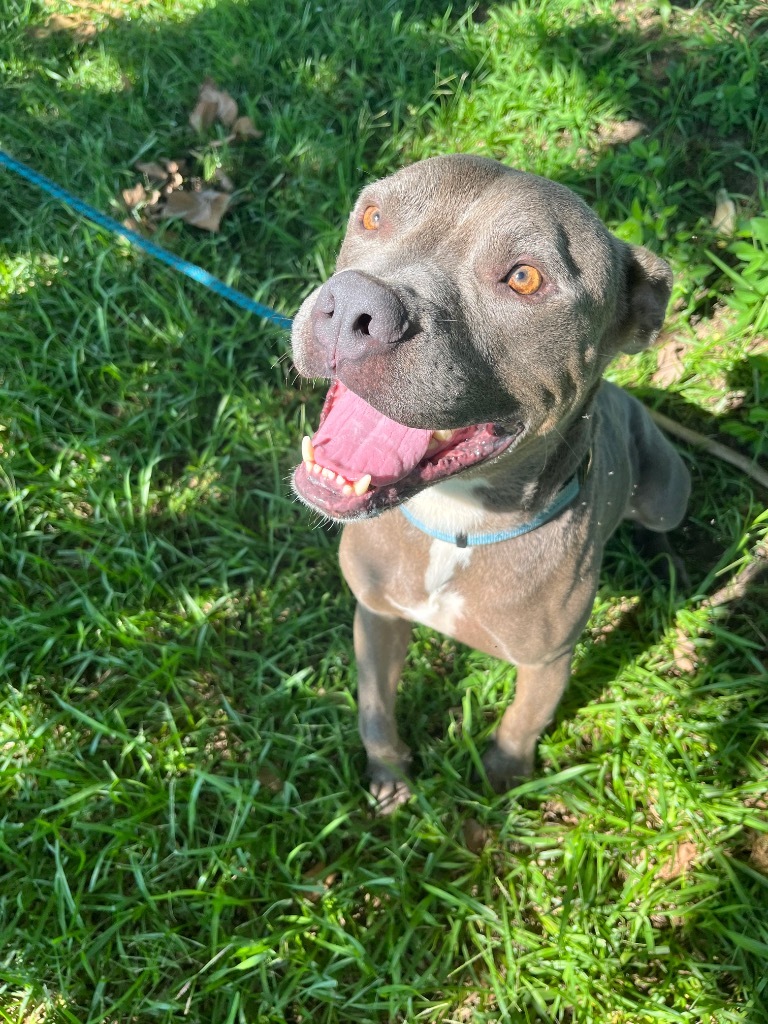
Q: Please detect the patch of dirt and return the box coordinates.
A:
[30,12,98,41]
[748,832,768,875]
[597,119,647,147]
[658,838,700,880]
[31,0,150,41]
[652,334,689,388]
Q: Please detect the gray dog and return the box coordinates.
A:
[291,155,690,811]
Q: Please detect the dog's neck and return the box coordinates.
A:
[402,395,596,537]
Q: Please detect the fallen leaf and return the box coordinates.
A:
[135,160,169,181]
[189,78,238,132]
[165,170,184,192]
[233,114,262,140]
[122,183,146,209]
[160,189,232,232]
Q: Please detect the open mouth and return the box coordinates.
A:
[292,380,522,520]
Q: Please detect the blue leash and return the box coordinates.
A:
[0,150,293,331]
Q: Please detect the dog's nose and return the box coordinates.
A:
[310,270,411,363]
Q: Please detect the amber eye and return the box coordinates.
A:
[507,265,542,295]
[362,205,381,231]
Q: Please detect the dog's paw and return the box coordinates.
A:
[482,743,533,794]
[369,777,412,814]
[367,758,412,814]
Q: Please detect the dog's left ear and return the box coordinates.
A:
[615,244,673,354]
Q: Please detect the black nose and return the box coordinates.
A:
[310,270,412,362]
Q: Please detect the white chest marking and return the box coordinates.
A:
[405,476,490,537]
[394,539,472,633]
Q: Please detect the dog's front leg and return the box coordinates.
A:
[482,651,572,792]
[353,602,413,812]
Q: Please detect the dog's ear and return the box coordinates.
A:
[615,244,673,354]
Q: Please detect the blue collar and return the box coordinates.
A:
[399,474,580,548]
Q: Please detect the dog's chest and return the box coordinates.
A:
[385,479,499,633]
[391,538,473,633]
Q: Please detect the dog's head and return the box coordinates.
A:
[291,155,671,521]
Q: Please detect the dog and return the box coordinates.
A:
[290,155,690,811]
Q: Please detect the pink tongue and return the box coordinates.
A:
[312,384,432,486]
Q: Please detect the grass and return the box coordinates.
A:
[1,0,767,1020]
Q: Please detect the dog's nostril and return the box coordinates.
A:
[354,313,373,336]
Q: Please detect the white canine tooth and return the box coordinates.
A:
[432,429,455,442]
[302,436,315,463]
[353,474,372,497]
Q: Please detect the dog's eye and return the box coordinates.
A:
[362,205,381,231]
[507,265,542,295]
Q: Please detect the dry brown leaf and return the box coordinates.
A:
[122,183,146,209]
[233,115,262,140]
[160,189,231,232]
[135,160,169,181]
[189,78,238,132]
[659,839,699,881]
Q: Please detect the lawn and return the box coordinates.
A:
[1,0,767,1021]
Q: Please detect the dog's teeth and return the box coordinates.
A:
[336,473,347,485]
[432,429,455,442]
[312,463,323,476]
[342,484,353,496]
[353,474,372,497]
[302,436,315,463]
[321,467,336,480]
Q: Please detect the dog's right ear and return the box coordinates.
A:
[615,244,673,355]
